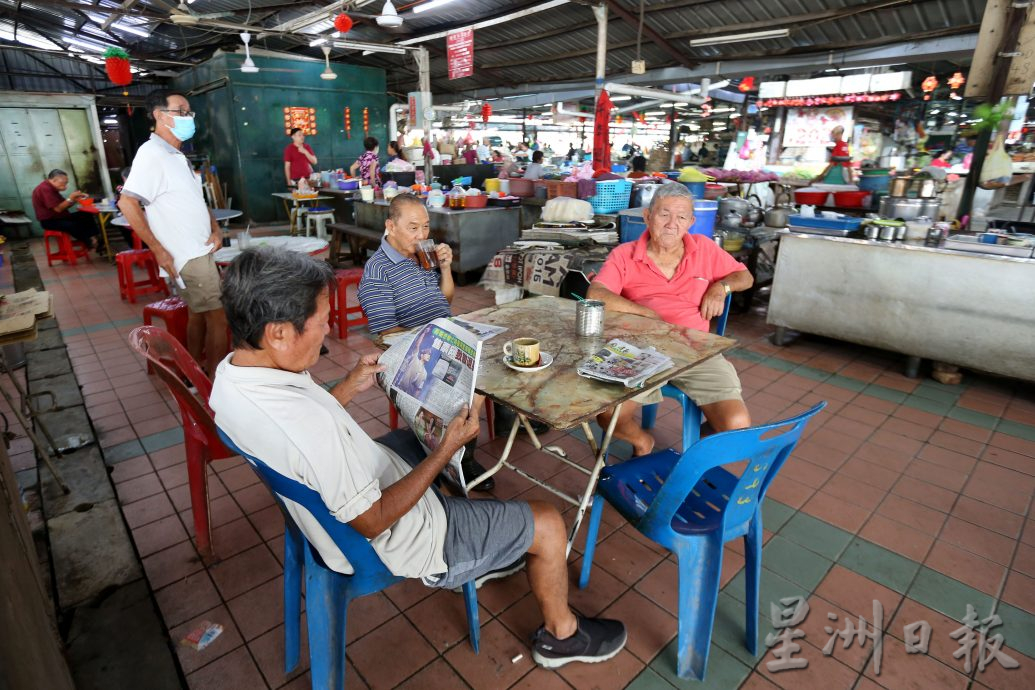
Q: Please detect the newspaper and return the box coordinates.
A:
[577,339,674,389]
[377,318,489,494]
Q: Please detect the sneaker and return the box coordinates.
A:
[462,456,495,492]
[453,557,525,592]
[531,613,627,668]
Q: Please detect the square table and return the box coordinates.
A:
[456,295,736,553]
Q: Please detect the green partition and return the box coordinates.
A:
[173,52,389,223]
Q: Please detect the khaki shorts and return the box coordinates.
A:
[632,354,742,407]
[178,254,222,313]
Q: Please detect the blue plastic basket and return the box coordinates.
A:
[587,179,633,214]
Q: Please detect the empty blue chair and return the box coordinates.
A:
[640,292,732,449]
[579,402,825,680]
[217,429,481,688]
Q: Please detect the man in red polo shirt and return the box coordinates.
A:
[588,183,753,455]
[31,169,101,248]
[283,128,318,186]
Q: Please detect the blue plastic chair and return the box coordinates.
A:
[579,402,825,680]
[216,429,481,688]
[640,292,732,449]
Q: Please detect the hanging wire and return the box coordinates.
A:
[636,0,645,61]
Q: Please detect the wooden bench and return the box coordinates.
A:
[327,223,382,267]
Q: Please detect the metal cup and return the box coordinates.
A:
[576,300,605,337]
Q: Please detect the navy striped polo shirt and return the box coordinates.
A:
[358,239,451,334]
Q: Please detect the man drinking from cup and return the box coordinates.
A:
[587,183,753,455]
[358,193,495,491]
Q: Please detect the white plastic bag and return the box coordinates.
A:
[980,137,1013,186]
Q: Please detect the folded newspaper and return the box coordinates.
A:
[577,339,674,389]
[376,317,506,494]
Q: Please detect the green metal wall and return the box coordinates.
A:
[173,52,389,223]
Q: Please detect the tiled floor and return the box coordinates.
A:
[18,235,1035,689]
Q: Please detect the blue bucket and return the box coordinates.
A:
[689,199,718,237]
[682,181,706,199]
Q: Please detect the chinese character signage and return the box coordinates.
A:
[283,107,317,136]
[447,29,474,80]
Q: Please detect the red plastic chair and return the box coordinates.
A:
[128,326,234,558]
[328,268,367,339]
[117,249,169,303]
[43,230,91,266]
[142,297,189,375]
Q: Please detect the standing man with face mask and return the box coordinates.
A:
[118,89,227,376]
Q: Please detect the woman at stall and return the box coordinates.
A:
[385,140,401,164]
[350,136,381,188]
[283,128,318,187]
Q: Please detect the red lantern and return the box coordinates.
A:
[921,75,938,101]
[947,72,966,90]
[103,47,132,87]
[481,102,492,124]
[738,76,756,93]
[334,14,353,34]
[615,114,623,124]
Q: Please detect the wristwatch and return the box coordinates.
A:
[720,280,731,296]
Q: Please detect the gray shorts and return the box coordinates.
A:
[374,430,535,591]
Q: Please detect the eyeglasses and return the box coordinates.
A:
[161,109,196,118]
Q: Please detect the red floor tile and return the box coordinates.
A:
[185,644,266,690]
[924,541,1006,597]
[859,515,935,562]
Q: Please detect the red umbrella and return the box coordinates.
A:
[592,89,614,170]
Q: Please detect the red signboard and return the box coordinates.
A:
[447,29,474,80]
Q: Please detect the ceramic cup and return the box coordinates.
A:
[503,338,540,367]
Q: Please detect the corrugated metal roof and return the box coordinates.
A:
[0,0,986,102]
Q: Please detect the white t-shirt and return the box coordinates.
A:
[210,355,448,577]
[122,134,214,274]
[523,163,544,180]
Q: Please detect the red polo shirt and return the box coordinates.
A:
[594,232,747,332]
[283,143,315,181]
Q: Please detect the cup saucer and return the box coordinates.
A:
[504,352,553,373]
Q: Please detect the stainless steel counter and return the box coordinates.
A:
[354,200,520,273]
[768,232,1035,381]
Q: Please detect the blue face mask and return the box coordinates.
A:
[166,115,196,142]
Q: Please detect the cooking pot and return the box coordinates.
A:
[888,176,913,197]
[718,196,748,219]
[743,194,764,225]
[879,196,940,221]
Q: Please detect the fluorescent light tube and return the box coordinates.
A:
[413,0,457,13]
[689,29,789,47]
[309,38,327,46]
[333,40,405,55]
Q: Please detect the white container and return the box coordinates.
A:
[905,217,932,241]
[499,179,510,194]
[360,186,375,202]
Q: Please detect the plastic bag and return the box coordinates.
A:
[979,137,1013,186]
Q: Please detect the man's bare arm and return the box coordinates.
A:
[348,401,481,538]
[587,282,659,319]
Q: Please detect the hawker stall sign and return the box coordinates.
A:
[283,107,317,136]
[447,29,474,80]
[783,106,854,148]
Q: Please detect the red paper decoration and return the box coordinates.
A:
[947,72,966,89]
[481,102,492,124]
[738,76,756,93]
[615,114,623,124]
[344,107,351,139]
[103,47,132,87]
[362,107,369,136]
[758,93,902,107]
[334,14,353,34]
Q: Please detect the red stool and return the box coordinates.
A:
[143,296,188,345]
[116,249,169,304]
[44,230,91,266]
[142,297,188,374]
[328,267,368,339]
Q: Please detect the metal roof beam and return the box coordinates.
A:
[454,32,979,100]
[603,0,697,71]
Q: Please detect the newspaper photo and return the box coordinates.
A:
[376,318,485,494]
[577,339,674,389]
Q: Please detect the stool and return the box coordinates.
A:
[116,249,169,304]
[305,208,336,239]
[328,268,367,339]
[142,296,188,374]
[44,230,91,266]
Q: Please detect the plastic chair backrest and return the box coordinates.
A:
[216,428,397,586]
[714,292,732,337]
[128,326,226,453]
[639,402,825,537]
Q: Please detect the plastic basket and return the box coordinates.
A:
[586,179,633,214]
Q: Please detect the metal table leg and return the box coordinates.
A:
[98,211,115,263]
[0,355,67,493]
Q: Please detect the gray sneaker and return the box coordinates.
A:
[531,613,627,668]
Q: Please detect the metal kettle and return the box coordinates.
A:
[764,189,795,227]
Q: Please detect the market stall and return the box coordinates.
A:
[353,199,519,274]
[768,232,1035,380]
